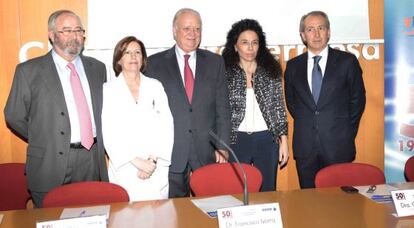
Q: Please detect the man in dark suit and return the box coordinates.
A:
[284,11,366,188]
[4,10,108,207]
[146,8,231,197]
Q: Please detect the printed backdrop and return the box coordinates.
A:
[384,0,414,182]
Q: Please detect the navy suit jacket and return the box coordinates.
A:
[284,47,366,163]
[146,46,231,173]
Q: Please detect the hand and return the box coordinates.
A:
[137,170,151,180]
[215,149,229,163]
[278,135,289,167]
[131,157,156,177]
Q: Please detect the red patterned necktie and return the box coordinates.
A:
[67,62,94,150]
[184,54,194,103]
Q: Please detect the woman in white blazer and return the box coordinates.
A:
[102,36,173,201]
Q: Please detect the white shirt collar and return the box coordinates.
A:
[175,45,196,60]
[308,46,328,60]
[51,50,81,69]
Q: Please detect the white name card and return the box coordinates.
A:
[391,189,414,217]
[217,203,283,228]
[36,215,106,228]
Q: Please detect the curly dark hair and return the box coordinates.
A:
[222,19,282,78]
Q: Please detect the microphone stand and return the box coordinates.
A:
[209,130,248,205]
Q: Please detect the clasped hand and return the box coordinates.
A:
[131,156,157,180]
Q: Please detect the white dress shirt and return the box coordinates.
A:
[52,51,97,142]
[307,46,328,93]
[102,73,174,201]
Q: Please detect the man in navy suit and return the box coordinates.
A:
[284,11,366,188]
[145,8,231,197]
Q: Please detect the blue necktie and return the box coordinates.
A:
[312,56,322,103]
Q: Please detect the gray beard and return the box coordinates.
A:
[54,35,83,57]
[63,39,83,56]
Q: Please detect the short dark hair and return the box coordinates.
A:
[222,19,281,78]
[112,36,148,76]
[299,10,330,33]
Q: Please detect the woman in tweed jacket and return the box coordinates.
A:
[222,19,289,191]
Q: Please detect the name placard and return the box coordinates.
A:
[217,203,283,228]
[36,215,106,228]
[391,189,414,217]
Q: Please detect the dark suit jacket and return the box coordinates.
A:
[4,51,109,192]
[284,47,366,163]
[145,46,231,173]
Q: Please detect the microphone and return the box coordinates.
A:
[209,130,249,205]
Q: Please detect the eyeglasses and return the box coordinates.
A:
[56,29,85,36]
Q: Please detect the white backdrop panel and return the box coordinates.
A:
[87,0,369,50]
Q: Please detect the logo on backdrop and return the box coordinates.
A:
[403,16,414,35]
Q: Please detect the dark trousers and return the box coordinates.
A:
[295,133,327,189]
[168,167,191,198]
[230,131,279,192]
[295,132,355,189]
[31,143,100,208]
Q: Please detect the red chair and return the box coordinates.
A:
[42,181,129,208]
[0,163,31,210]
[315,162,385,188]
[405,156,414,182]
[190,162,262,197]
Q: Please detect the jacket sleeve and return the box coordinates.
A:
[102,83,137,170]
[4,65,30,139]
[215,57,231,148]
[150,81,174,166]
[273,76,288,136]
[284,61,296,119]
[348,55,366,137]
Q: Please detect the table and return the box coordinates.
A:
[1,183,414,228]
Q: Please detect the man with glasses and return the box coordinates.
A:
[5,10,108,207]
[284,11,366,188]
[146,8,231,197]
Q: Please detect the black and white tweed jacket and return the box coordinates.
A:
[226,64,288,144]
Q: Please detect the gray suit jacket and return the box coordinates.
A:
[146,46,231,173]
[4,51,109,192]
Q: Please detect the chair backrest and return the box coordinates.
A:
[315,162,386,188]
[42,181,129,208]
[405,156,414,182]
[190,162,263,197]
[0,163,31,210]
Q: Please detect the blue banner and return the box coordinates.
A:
[384,0,414,182]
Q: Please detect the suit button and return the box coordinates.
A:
[59,152,64,155]
[315,111,319,115]
[189,130,192,133]
[61,112,65,116]
[189,108,193,112]
[60,131,64,135]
